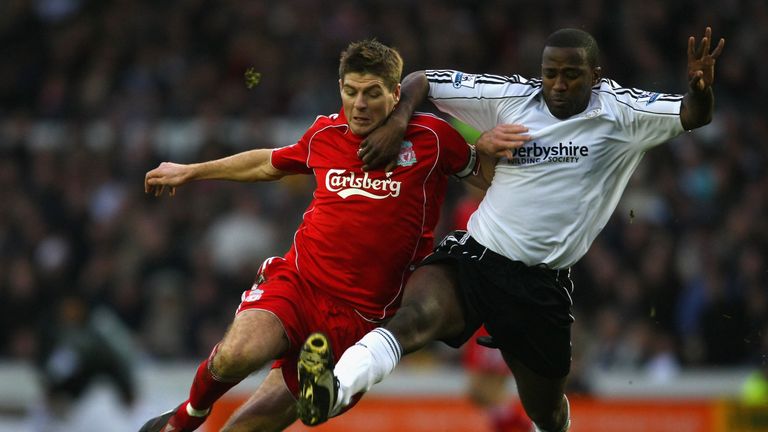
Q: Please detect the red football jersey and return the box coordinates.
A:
[271,108,473,320]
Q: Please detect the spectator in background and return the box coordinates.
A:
[33,295,137,431]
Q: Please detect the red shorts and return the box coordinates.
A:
[462,327,511,375]
[236,255,380,399]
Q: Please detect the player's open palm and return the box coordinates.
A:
[144,162,190,197]
[688,26,725,92]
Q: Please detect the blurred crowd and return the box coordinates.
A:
[1,0,766,392]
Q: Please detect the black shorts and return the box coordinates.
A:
[420,230,575,378]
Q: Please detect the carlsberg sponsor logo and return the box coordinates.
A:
[325,169,401,199]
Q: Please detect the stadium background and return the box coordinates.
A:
[0,0,766,431]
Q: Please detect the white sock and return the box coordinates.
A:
[186,402,210,417]
[332,328,402,414]
[533,395,570,432]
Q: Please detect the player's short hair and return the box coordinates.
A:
[545,28,600,68]
[339,39,403,91]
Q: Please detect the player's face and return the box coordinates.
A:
[541,47,599,119]
[340,73,400,136]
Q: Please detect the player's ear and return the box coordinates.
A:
[592,67,602,85]
[339,79,344,93]
[393,83,401,103]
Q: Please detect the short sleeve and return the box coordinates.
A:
[605,80,686,151]
[271,131,313,174]
[431,116,477,178]
[426,70,532,134]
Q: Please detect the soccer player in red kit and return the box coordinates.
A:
[139,39,478,432]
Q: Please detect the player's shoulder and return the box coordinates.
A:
[426,69,540,95]
[307,112,345,130]
[409,112,449,127]
[407,112,461,136]
[596,78,683,111]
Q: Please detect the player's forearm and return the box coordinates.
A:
[192,149,284,182]
[680,87,714,131]
[389,71,429,129]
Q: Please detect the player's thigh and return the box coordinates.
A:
[391,263,465,343]
[502,352,566,422]
[215,310,290,375]
[221,368,297,432]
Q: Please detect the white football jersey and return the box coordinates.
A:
[427,70,686,268]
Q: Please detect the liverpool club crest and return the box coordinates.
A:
[397,141,417,167]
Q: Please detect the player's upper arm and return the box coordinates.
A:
[427,70,531,134]
[606,80,686,151]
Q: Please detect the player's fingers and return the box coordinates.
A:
[385,160,397,173]
[496,123,529,134]
[711,38,725,59]
[144,172,157,194]
[370,155,395,171]
[500,134,532,145]
[170,187,176,197]
[495,127,529,138]
[362,152,387,171]
[360,150,376,167]
[689,71,703,90]
[687,36,696,61]
[358,137,370,154]
[492,135,529,150]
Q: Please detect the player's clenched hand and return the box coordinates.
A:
[358,119,407,172]
[476,124,532,159]
[144,162,190,197]
[687,26,724,93]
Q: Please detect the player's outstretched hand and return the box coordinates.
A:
[144,162,190,197]
[476,124,532,159]
[688,26,725,93]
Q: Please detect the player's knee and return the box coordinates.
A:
[212,343,262,380]
[390,301,442,351]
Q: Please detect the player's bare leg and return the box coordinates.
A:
[140,310,289,432]
[501,354,570,432]
[297,263,466,425]
[220,368,297,432]
[386,263,467,352]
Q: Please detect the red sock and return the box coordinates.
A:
[188,355,241,411]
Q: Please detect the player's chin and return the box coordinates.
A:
[350,123,375,136]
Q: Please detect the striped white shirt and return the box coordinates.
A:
[427,70,685,269]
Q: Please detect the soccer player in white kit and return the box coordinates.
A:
[297,27,725,432]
